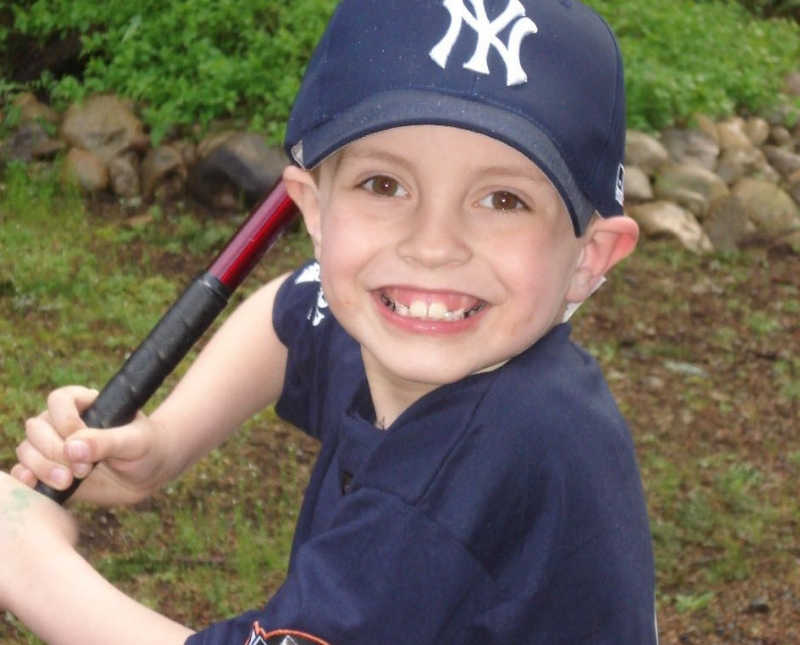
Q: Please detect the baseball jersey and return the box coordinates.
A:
[186,261,658,645]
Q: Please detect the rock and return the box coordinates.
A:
[785,71,800,97]
[661,126,720,171]
[141,145,187,200]
[703,195,754,253]
[625,131,669,175]
[692,114,720,145]
[188,132,287,209]
[623,165,653,201]
[762,145,800,179]
[0,121,63,163]
[628,201,714,254]
[716,117,751,151]
[716,145,768,185]
[108,152,141,198]
[732,177,800,240]
[13,92,60,125]
[62,148,109,193]
[786,169,800,206]
[744,117,770,147]
[653,162,729,218]
[60,95,149,164]
[769,126,793,147]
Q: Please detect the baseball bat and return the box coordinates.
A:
[34,180,297,504]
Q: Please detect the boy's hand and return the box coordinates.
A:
[0,470,78,607]
[12,386,167,505]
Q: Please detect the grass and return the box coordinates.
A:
[1,166,800,640]
[0,161,315,642]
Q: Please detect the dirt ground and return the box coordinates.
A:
[2,199,798,642]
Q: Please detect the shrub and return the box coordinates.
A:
[589,0,800,130]
[5,0,337,143]
[2,0,799,136]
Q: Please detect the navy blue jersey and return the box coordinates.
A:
[187,262,657,645]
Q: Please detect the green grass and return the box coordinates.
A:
[0,161,314,643]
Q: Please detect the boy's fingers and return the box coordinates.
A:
[46,386,99,438]
[66,421,148,465]
[10,463,37,488]
[24,414,67,463]
[16,439,73,490]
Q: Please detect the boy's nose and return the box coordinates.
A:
[396,202,472,268]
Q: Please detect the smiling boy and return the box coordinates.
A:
[3,1,657,643]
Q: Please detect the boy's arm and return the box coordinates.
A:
[14,272,290,505]
[0,472,193,645]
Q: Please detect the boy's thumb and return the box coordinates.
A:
[65,425,144,464]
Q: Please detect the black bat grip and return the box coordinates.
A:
[34,272,230,504]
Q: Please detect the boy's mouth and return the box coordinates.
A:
[377,288,487,322]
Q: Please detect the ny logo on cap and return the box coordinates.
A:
[429,0,538,87]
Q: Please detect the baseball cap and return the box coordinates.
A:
[284,0,627,236]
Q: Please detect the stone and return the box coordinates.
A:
[769,126,793,147]
[625,130,669,175]
[0,121,62,163]
[188,132,287,209]
[628,201,714,254]
[653,162,729,218]
[692,114,720,145]
[13,92,60,125]
[762,145,800,179]
[744,117,770,147]
[661,126,720,171]
[141,145,187,200]
[787,169,800,206]
[715,145,768,185]
[623,165,653,202]
[60,94,149,164]
[703,195,754,253]
[108,152,141,198]
[732,177,800,239]
[784,71,800,97]
[62,148,109,193]
[716,117,752,151]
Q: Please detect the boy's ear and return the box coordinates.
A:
[282,165,322,257]
[566,215,639,303]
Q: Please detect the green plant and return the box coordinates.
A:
[6,0,337,143]
[588,0,800,129]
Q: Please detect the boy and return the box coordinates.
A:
[2,0,658,643]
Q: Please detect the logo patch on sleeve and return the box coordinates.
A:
[245,623,331,645]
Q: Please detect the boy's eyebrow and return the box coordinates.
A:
[341,146,551,184]
[338,146,414,172]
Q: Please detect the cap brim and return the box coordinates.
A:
[290,89,595,235]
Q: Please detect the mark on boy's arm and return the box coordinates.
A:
[1,486,36,536]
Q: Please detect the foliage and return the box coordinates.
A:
[587,0,800,130]
[3,0,337,143]
[2,0,799,136]
[727,0,800,19]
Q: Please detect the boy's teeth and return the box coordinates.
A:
[381,293,483,321]
[428,302,448,320]
[410,300,428,318]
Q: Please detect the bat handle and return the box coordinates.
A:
[33,273,231,504]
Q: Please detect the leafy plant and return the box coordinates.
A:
[587,0,800,130]
[5,0,337,143]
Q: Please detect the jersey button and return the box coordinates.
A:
[340,470,354,495]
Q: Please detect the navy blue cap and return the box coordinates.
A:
[285,0,627,235]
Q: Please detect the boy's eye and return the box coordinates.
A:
[479,191,528,211]
[361,175,408,197]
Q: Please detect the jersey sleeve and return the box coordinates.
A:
[271,260,363,440]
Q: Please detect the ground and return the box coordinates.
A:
[1,195,798,642]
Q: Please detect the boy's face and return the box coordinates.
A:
[293,125,591,394]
